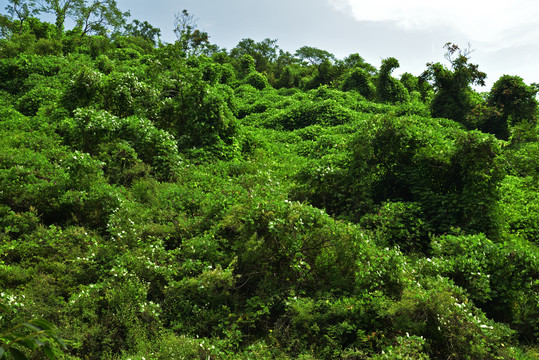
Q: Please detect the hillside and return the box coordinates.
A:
[1,9,539,360]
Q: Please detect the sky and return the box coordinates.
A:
[5,0,539,90]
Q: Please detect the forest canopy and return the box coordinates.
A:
[1,2,539,359]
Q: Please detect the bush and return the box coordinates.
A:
[267,99,358,130]
[60,65,103,112]
[387,277,514,360]
[15,81,61,116]
[360,201,431,253]
[348,116,503,237]
[63,108,181,180]
[427,234,539,342]
[244,71,269,90]
[102,71,159,118]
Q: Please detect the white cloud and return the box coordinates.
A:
[328,0,539,51]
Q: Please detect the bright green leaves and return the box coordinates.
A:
[0,305,65,360]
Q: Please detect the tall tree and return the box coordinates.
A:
[230,38,279,73]
[74,0,129,36]
[37,0,128,36]
[295,46,335,66]
[173,9,210,56]
[343,53,377,75]
[377,57,409,103]
[124,19,160,45]
[38,0,83,32]
[423,43,486,123]
[5,0,39,34]
[488,75,538,126]
[479,75,539,140]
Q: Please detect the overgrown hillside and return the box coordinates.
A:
[1,5,539,359]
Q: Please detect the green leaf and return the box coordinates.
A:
[28,319,55,331]
[16,338,36,351]
[0,347,5,359]
[8,347,27,360]
[42,344,56,359]
[22,322,43,333]
[49,335,66,349]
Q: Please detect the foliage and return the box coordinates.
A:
[61,108,181,180]
[4,0,39,36]
[376,57,409,103]
[0,8,538,359]
[230,38,279,74]
[295,46,335,66]
[485,75,538,140]
[244,71,269,90]
[173,9,210,56]
[341,67,375,99]
[0,304,66,359]
[73,0,129,36]
[423,43,486,124]
[123,19,160,46]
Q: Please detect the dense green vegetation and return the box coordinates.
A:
[1,2,539,359]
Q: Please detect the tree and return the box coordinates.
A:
[295,46,335,66]
[73,0,129,36]
[488,75,538,126]
[5,0,39,35]
[376,57,409,103]
[423,42,486,123]
[0,14,14,37]
[173,9,210,55]
[37,0,128,36]
[230,38,279,73]
[468,75,539,141]
[124,19,160,45]
[37,0,83,32]
[400,72,418,93]
[343,53,377,75]
[341,67,375,99]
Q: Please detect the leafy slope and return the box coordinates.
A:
[0,23,538,360]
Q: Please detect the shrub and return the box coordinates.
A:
[360,201,431,253]
[63,108,181,180]
[60,65,103,112]
[244,71,269,90]
[387,277,514,359]
[267,99,358,130]
[15,82,61,116]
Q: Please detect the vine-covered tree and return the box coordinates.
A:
[489,75,538,127]
[376,57,409,103]
[341,67,375,99]
[342,53,377,75]
[423,42,486,123]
